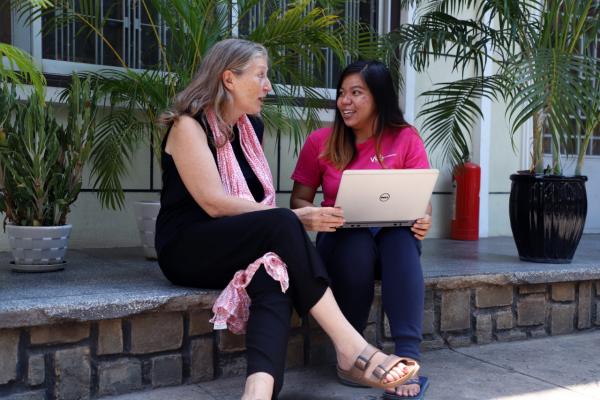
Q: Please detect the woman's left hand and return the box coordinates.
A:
[411,214,432,240]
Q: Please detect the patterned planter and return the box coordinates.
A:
[509,174,587,263]
[6,224,72,272]
[134,201,160,260]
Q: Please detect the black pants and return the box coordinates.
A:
[158,208,328,398]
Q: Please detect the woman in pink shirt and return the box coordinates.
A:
[291,60,432,399]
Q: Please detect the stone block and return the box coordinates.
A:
[440,290,471,332]
[381,314,390,338]
[380,341,395,355]
[97,320,123,355]
[218,331,246,352]
[151,355,182,388]
[309,330,336,366]
[475,314,492,344]
[495,330,527,342]
[97,358,142,396]
[551,283,575,302]
[190,337,213,383]
[53,347,90,400]
[291,311,303,328]
[368,298,380,324]
[446,335,472,348]
[4,391,46,400]
[218,353,247,378]
[530,327,547,338]
[0,329,19,384]
[364,323,377,344]
[130,313,183,354]
[517,294,546,326]
[286,334,304,369]
[30,323,89,345]
[475,286,513,308]
[519,284,546,294]
[420,337,446,351]
[551,304,575,335]
[189,309,213,336]
[27,354,45,386]
[495,310,514,330]
[422,309,435,335]
[424,289,434,310]
[578,282,592,329]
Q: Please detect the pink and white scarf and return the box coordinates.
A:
[205,109,289,334]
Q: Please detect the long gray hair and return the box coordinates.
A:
[159,38,268,144]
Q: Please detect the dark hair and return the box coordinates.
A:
[323,60,409,169]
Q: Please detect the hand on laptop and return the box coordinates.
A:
[292,206,345,232]
[411,213,432,240]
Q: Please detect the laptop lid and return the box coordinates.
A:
[334,169,439,228]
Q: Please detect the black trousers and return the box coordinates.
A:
[158,208,328,398]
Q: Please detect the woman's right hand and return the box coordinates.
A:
[292,206,344,232]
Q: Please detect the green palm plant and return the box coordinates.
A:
[393,0,600,175]
[0,74,99,226]
[18,0,395,209]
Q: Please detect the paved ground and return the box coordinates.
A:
[104,331,600,400]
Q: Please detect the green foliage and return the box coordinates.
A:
[0,75,98,226]
[393,0,600,175]
[14,0,396,207]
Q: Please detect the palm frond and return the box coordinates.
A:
[0,44,45,96]
[418,75,508,166]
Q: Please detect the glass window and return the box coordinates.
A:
[0,4,11,44]
[238,0,392,89]
[544,15,600,157]
[42,0,165,69]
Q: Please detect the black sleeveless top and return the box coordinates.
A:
[155,113,265,254]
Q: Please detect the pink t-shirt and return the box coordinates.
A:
[291,126,430,207]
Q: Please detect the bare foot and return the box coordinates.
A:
[385,376,420,397]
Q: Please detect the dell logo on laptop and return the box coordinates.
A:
[379,193,390,202]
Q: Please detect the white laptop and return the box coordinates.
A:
[334,169,439,228]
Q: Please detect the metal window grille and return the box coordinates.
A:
[42,0,167,69]
[543,2,600,157]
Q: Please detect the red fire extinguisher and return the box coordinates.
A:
[450,162,481,240]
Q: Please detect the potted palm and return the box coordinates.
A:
[394,0,600,263]
[22,0,394,259]
[0,75,99,271]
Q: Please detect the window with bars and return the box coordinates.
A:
[0,4,11,44]
[239,0,400,89]
[12,0,400,90]
[543,7,600,157]
[41,0,166,69]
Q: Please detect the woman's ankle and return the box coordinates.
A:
[335,338,368,370]
[242,372,274,400]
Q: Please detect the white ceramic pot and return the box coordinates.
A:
[6,224,72,272]
[133,201,161,259]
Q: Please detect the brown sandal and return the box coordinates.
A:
[336,344,419,389]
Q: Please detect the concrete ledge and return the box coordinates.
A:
[1,236,599,329]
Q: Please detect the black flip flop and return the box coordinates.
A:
[381,376,429,400]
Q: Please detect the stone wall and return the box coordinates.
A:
[1,280,599,399]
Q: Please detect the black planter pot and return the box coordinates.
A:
[509,173,587,263]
